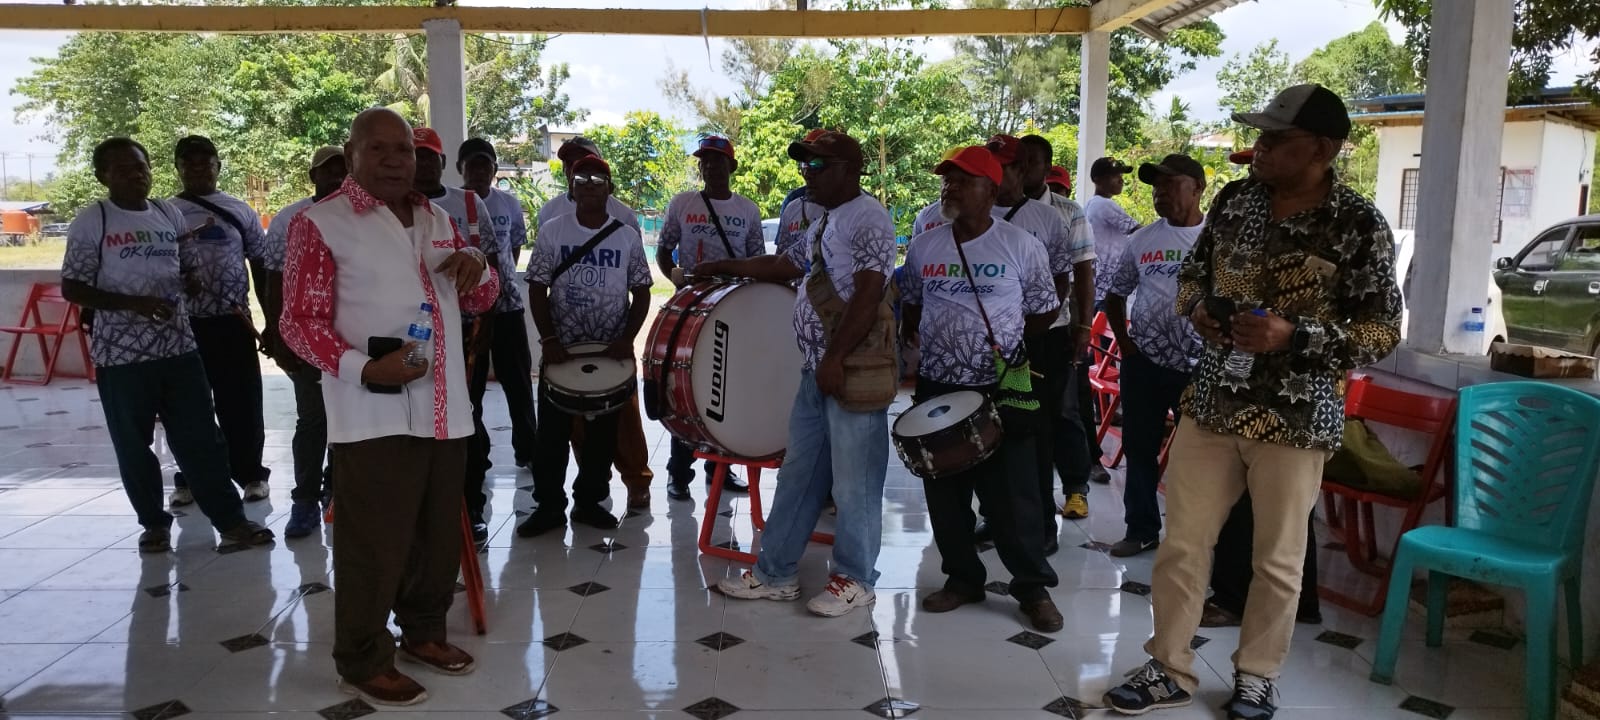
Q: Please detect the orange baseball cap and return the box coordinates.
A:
[412,127,444,155]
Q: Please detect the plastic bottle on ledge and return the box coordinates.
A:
[1462,306,1485,350]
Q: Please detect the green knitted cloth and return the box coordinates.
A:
[993,350,1039,412]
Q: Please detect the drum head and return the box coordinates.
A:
[894,391,987,437]
[685,282,803,458]
[547,342,635,394]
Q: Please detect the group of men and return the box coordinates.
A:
[60,80,1401,720]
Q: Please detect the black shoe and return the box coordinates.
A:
[571,505,619,530]
[1109,537,1160,558]
[973,521,993,544]
[516,511,565,538]
[1044,538,1060,557]
[710,471,748,494]
[471,522,489,546]
[1088,465,1112,485]
[1104,660,1193,714]
[666,482,693,502]
[1226,672,1278,720]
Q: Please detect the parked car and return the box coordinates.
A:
[761,217,780,255]
[1399,234,1507,354]
[1492,214,1600,355]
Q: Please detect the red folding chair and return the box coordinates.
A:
[1087,312,1124,468]
[1318,376,1456,616]
[0,283,94,385]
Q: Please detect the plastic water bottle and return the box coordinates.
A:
[404,302,434,368]
[1463,306,1485,349]
[1223,304,1265,381]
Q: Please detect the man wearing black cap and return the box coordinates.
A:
[168,134,273,506]
[1100,153,1207,560]
[264,145,347,539]
[458,137,539,540]
[535,136,641,236]
[1086,157,1140,296]
[655,135,765,503]
[701,130,895,619]
[1106,85,1401,720]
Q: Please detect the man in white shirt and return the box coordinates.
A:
[458,137,539,539]
[168,135,272,506]
[901,145,1065,633]
[1085,156,1140,305]
[1102,153,1208,559]
[655,135,766,502]
[701,130,894,619]
[518,154,654,537]
[263,145,347,539]
[61,137,273,555]
[280,108,497,706]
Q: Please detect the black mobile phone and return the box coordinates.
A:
[1203,296,1237,334]
[366,336,405,394]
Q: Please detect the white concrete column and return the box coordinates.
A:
[424,18,467,186]
[1405,0,1512,353]
[1076,31,1110,204]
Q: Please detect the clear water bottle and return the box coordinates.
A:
[1223,303,1265,381]
[1463,306,1485,349]
[404,302,434,368]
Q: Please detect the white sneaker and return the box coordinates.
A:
[169,487,194,507]
[806,574,875,617]
[243,481,270,502]
[717,570,800,601]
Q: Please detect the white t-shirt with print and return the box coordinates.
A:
[479,187,528,312]
[61,200,199,367]
[525,214,653,346]
[1105,218,1207,373]
[264,196,316,273]
[775,196,824,258]
[779,192,897,371]
[902,221,1058,386]
[1085,195,1140,275]
[913,199,1074,275]
[657,190,766,271]
[169,191,268,318]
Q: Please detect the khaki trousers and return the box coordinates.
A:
[571,393,654,497]
[1145,422,1328,691]
[330,435,467,683]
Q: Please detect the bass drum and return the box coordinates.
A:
[644,279,802,460]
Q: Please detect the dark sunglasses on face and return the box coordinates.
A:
[572,174,610,185]
[797,158,843,174]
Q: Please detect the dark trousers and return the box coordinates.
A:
[1029,328,1072,531]
[667,437,724,485]
[464,317,493,521]
[533,381,620,514]
[97,353,245,532]
[329,435,466,683]
[1210,493,1322,620]
[1120,351,1190,542]
[1051,327,1096,495]
[288,365,329,504]
[465,312,539,520]
[917,378,1058,603]
[178,314,265,488]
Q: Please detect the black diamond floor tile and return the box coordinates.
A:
[318,698,377,720]
[1042,696,1096,718]
[1006,630,1055,649]
[219,633,270,652]
[713,539,741,551]
[718,509,734,518]
[851,631,880,648]
[1080,541,1112,553]
[215,541,252,555]
[542,632,589,651]
[1399,695,1454,718]
[1315,630,1363,649]
[1468,630,1519,650]
[1120,580,1152,596]
[694,631,746,651]
[683,697,740,720]
[144,583,174,598]
[588,541,628,554]
[567,581,610,596]
[984,581,1011,596]
[863,697,920,718]
[298,581,332,596]
[1190,635,1210,649]
[25,441,50,448]
[501,697,559,719]
[131,699,191,720]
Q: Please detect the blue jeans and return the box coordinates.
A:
[97,352,246,532]
[754,371,889,587]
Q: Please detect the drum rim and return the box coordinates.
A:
[892,390,989,436]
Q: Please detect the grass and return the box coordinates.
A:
[0,239,67,269]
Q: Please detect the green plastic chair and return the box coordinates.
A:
[1369,381,1600,720]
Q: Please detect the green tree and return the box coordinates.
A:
[1216,39,1294,140]
[1293,21,1420,101]
[585,111,695,211]
[1376,0,1600,96]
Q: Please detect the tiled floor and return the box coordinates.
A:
[0,376,1534,719]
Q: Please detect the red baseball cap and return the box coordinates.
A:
[1046,165,1072,192]
[934,146,1002,186]
[1229,149,1255,165]
[569,154,611,175]
[412,127,444,155]
[694,135,736,161]
[985,134,1021,165]
[788,130,865,166]
[801,128,829,143]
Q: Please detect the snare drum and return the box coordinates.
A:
[544,342,637,418]
[644,279,802,460]
[892,391,1003,479]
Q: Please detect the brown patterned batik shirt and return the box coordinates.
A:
[1175,178,1402,451]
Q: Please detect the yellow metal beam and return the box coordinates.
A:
[0,5,1089,37]
[1089,0,1185,32]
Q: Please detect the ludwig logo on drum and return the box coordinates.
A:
[706,319,731,422]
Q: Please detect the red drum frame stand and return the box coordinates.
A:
[322,501,487,635]
[695,451,834,565]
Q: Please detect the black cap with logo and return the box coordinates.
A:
[1232,83,1352,141]
[1138,153,1207,187]
[1090,157,1134,180]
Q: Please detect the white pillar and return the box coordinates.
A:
[1076,31,1110,204]
[1405,0,1512,353]
[425,18,467,187]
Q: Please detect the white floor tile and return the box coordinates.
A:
[714,640,888,710]
[880,637,1061,710]
[1,641,230,713]
[569,587,725,643]
[539,641,718,711]
[0,642,76,696]
[0,547,98,590]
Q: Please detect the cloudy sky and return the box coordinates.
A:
[1,0,1595,179]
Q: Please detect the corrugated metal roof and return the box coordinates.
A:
[1111,0,1255,39]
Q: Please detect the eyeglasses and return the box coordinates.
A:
[571,174,610,185]
[1255,130,1317,151]
[797,158,843,174]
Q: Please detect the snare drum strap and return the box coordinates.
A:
[700,191,739,259]
[548,219,625,283]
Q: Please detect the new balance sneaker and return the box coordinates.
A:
[284,500,322,539]
[1105,660,1192,715]
[717,570,800,601]
[1226,672,1277,720]
[169,486,194,507]
[806,574,875,617]
[243,480,271,502]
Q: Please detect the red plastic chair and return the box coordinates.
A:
[0,283,94,385]
[1088,312,1125,468]
[1318,376,1456,616]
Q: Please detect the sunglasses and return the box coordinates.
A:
[571,174,610,185]
[797,158,845,174]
